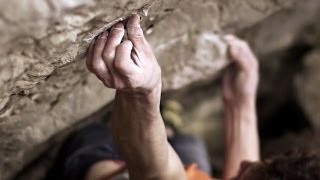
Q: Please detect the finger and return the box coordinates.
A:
[103,23,125,73]
[223,69,233,100]
[224,35,255,61]
[86,39,95,72]
[114,40,139,75]
[92,58,113,87]
[93,31,108,60]
[91,32,112,87]
[224,35,255,69]
[127,14,147,49]
[224,34,246,62]
[224,34,238,42]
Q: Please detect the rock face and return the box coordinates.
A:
[0,0,301,179]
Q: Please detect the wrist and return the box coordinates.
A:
[115,82,162,108]
[224,97,257,123]
[224,96,255,110]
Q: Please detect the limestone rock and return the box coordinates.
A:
[0,0,300,179]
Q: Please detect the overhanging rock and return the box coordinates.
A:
[0,0,299,179]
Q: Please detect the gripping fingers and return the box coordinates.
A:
[127,14,147,49]
[224,35,258,70]
[90,32,112,87]
[103,23,125,73]
[114,40,139,75]
[93,32,108,60]
[86,39,95,72]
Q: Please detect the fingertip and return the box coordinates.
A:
[127,14,145,45]
[108,23,125,43]
[127,14,141,27]
[100,31,109,39]
[121,40,133,48]
[116,40,133,57]
[224,34,236,40]
[112,22,124,30]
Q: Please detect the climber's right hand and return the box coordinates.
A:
[86,14,161,96]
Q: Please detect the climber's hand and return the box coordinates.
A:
[86,14,161,95]
[222,35,260,180]
[223,35,259,104]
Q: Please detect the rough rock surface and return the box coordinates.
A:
[241,0,320,56]
[0,0,300,179]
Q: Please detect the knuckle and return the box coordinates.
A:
[96,37,107,44]
[131,35,144,42]
[102,51,114,61]
[239,41,249,49]
[118,41,133,52]
[128,26,144,38]
[114,60,126,70]
[92,60,104,72]
[113,80,126,90]
[127,77,142,90]
[122,40,133,47]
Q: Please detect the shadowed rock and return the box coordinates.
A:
[0,0,301,179]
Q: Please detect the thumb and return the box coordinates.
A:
[127,14,146,48]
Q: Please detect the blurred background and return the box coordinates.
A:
[0,0,320,179]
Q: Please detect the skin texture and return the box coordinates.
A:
[86,15,260,179]
[86,14,186,180]
[222,35,260,180]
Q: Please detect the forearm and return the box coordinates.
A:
[111,86,186,180]
[223,99,260,179]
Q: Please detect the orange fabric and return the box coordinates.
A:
[105,162,212,180]
[185,163,212,180]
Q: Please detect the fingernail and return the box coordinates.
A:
[112,23,124,30]
[99,31,108,39]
